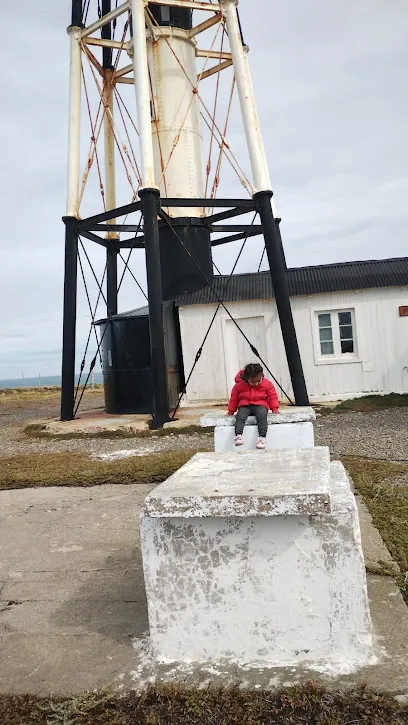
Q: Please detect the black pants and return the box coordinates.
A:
[235,405,268,438]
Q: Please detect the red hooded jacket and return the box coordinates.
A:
[228,370,279,415]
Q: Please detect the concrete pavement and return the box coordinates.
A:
[0,482,407,696]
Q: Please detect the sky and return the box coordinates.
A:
[0,0,407,379]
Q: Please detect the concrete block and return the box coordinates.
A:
[202,407,315,452]
[214,421,314,452]
[141,452,373,667]
[143,448,331,518]
[200,407,316,427]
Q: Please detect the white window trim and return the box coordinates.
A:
[310,306,361,366]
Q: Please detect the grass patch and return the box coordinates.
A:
[23,423,212,440]
[0,450,209,491]
[333,393,408,414]
[0,386,61,401]
[342,456,408,602]
[0,385,103,403]
[313,404,335,416]
[0,684,407,725]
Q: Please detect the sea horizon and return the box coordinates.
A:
[0,373,104,390]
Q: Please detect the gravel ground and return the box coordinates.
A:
[314,408,408,462]
[0,393,407,461]
[0,393,211,457]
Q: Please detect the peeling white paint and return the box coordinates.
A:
[140,456,373,668]
[92,449,152,461]
[308,656,377,677]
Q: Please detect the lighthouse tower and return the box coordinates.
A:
[61,0,309,426]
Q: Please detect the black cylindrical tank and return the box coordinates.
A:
[95,304,182,415]
[159,219,212,301]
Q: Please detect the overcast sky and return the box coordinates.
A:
[0,0,407,379]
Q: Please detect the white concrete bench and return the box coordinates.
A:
[200,407,316,452]
[140,447,373,667]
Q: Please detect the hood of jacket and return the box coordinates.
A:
[234,369,264,383]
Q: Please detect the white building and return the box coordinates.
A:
[176,257,408,404]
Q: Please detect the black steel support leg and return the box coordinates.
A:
[61,217,79,420]
[71,0,83,26]
[140,188,170,428]
[275,218,287,271]
[101,0,113,70]
[107,247,118,316]
[254,191,309,406]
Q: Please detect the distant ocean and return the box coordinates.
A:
[0,373,104,389]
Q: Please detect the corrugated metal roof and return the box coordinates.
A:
[176,257,408,306]
[112,305,149,318]
[95,305,149,325]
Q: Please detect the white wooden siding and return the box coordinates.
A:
[178,286,408,403]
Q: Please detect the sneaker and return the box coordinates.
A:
[234,434,244,446]
[256,437,266,450]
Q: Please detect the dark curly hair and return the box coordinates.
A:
[243,363,263,380]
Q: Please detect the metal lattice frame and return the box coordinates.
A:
[61,0,309,426]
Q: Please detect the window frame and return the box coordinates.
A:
[311,307,360,365]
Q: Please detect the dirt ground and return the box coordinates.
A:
[0,390,407,462]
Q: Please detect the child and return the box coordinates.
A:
[227,363,279,449]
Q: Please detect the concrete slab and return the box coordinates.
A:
[27,406,225,437]
[143,448,331,518]
[30,411,150,436]
[0,484,151,695]
[0,483,407,696]
[201,407,316,427]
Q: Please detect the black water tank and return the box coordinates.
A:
[95,304,182,415]
[159,219,212,301]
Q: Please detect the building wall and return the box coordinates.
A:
[178,286,408,403]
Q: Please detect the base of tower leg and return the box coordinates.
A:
[60,217,79,421]
[140,188,171,428]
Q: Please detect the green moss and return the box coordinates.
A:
[341,456,408,602]
[0,385,103,403]
[23,423,212,440]
[0,450,209,491]
[333,393,408,413]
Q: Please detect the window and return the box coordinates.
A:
[160,6,171,22]
[318,313,334,356]
[316,310,356,359]
[338,311,354,354]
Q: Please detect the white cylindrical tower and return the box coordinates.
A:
[130,1,213,301]
[147,21,206,217]
[130,3,206,217]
